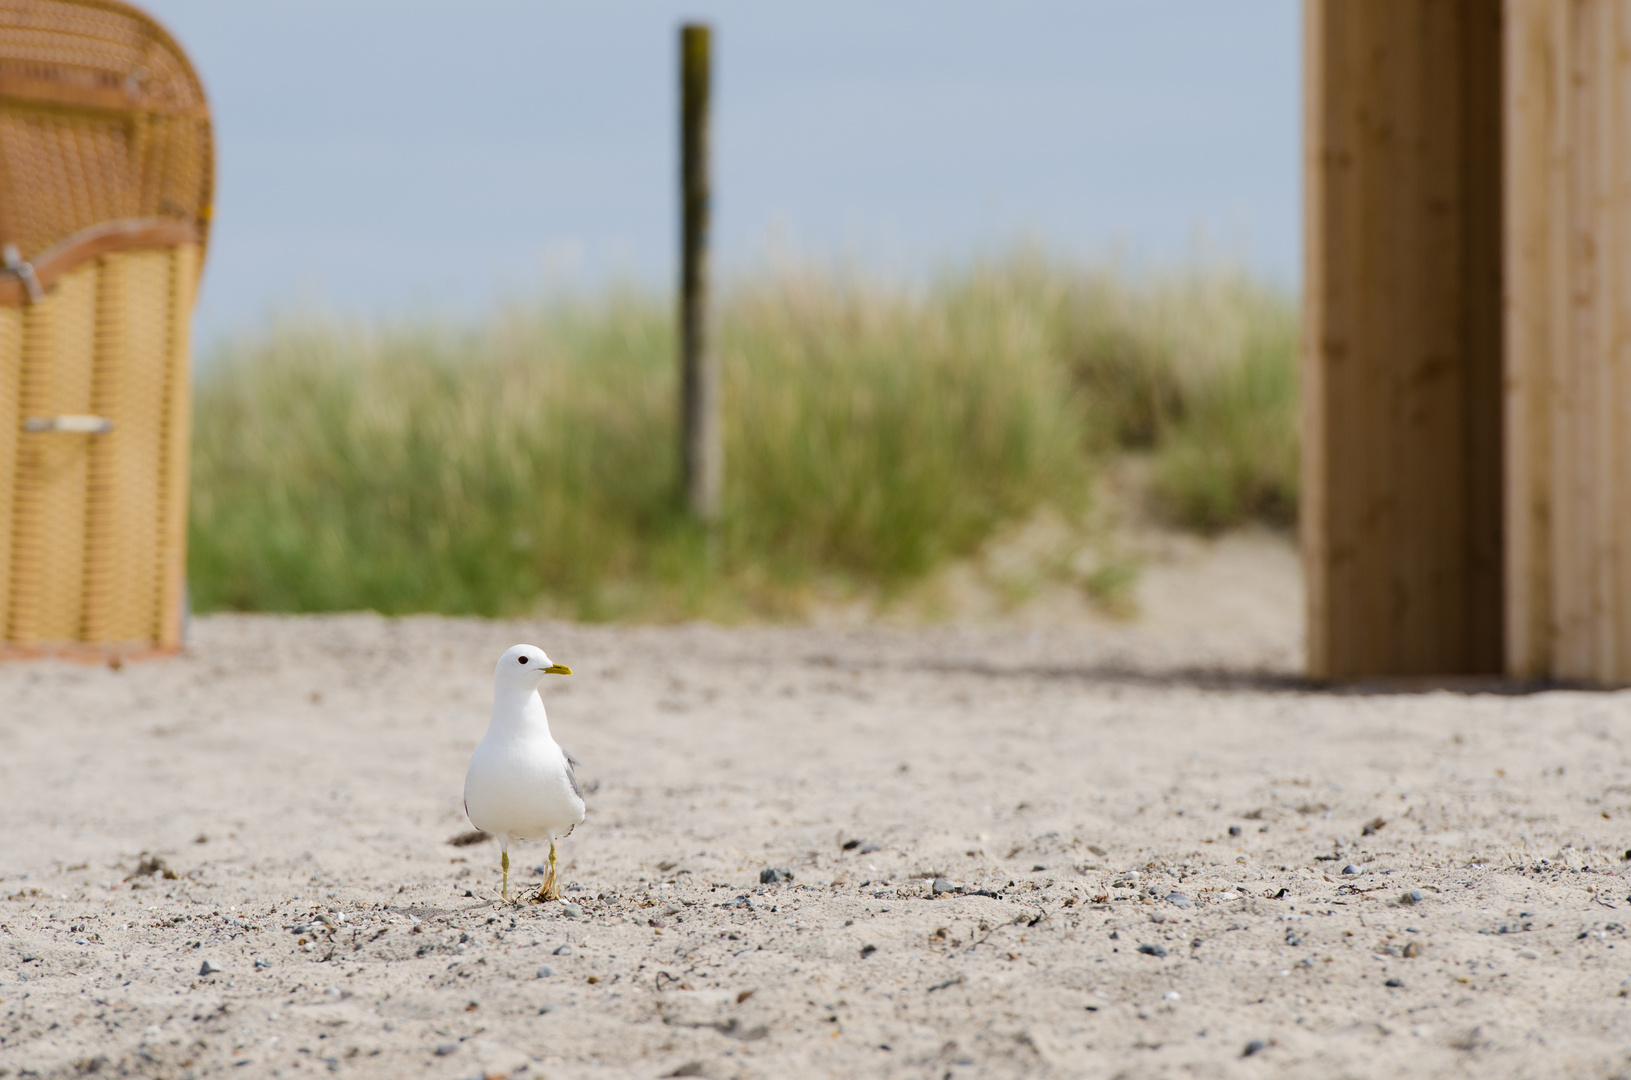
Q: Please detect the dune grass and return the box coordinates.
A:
[189,253,1298,619]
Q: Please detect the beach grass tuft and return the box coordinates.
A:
[189,253,1297,619]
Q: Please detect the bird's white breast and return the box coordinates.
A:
[463,731,585,842]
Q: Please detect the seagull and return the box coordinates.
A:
[463,644,584,903]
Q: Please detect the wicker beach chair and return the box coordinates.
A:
[0,0,211,654]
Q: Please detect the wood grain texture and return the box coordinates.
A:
[1303,0,1504,678]
[1505,0,1631,683]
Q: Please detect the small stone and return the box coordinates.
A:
[1384,977,1404,988]
[433,1042,459,1056]
[1032,864,1047,872]
[1401,889,1424,904]
[722,895,753,910]
[932,878,962,895]
[1228,825,1242,837]
[553,944,573,956]
[1163,990,1180,1001]
[322,986,341,997]
[1242,1039,1266,1057]
[536,965,556,978]
[1341,865,1359,875]
[1517,948,1539,960]
[560,903,584,919]
[842,839,862,850]
[1402,941,1422,958]
[860,944,877,958]
[198,960,222,976]
[760,867,794,884]
[858,843,882,854]
[253,958,271,969]
[1136,943,1167,958]
[1166,893,1193,909]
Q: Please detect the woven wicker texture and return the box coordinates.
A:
[0,0,208,651]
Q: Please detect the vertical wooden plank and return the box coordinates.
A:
[155,243,197,649]
[1608,2,1631,681]
[1305,0,1504,679]
[79,253,123,643]
[83,250,171,645]
[1458,0,1507,673]
[0,305,20,631]
[1301,0,1332,676]
[8,263,98,643]
[1507,0,1631,685]
[1554,0,1600,679]
[1502,0,1558,679]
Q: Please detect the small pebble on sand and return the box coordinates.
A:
[761,867,794,884]
[554,944,573,956]
[536,965,556,978]
[1342,865,1359,875]
[1166,893,1193,909]
[1137,943,1167,958]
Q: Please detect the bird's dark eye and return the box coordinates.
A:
[518,656,528,665]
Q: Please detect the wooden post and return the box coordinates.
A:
[1302,0,1504,679]
[1504,0,1631,683]
[679,23,720,521]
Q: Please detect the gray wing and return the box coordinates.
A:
[563,749,584,800]
[561,750,583,838]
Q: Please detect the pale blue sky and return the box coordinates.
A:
[139,1,1301,340]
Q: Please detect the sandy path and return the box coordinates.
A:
[2,602,1630,1079]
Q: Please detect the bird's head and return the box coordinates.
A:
[494,643,572,691]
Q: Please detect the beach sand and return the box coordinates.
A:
[3,532,1630,1078]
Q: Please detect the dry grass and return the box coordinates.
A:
[189,253,1297,619]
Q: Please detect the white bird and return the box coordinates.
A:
[463,643,584,903]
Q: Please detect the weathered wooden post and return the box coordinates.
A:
[1302,0,1504,679]
[1504,0,1631,684]
[679,23,720,521]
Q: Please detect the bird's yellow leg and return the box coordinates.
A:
[538,841,561,902]
[501,850,510,903]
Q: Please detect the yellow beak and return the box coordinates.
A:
[544,663,572,675]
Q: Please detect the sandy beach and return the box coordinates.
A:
[3,534,1631,1079]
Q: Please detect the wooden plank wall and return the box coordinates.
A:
[1304,0,1505,679]
[1505,0,1631,684]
